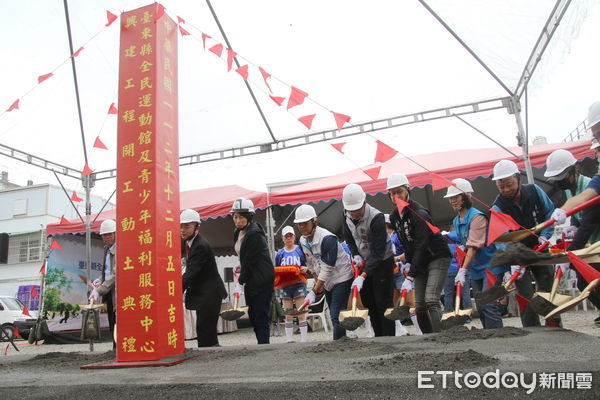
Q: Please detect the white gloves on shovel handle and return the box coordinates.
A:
[305,290,316,305]
[89,289,99,302]
[234,283,244,296]
[562,225,577,239]
[510,265,526,280]
[92,279,102,289]
[555,263,569,276]
[352,255,364,269]
[351,275,365,291]
[401,277,414,293]
[455,268,467,285]
[552,208,567,225]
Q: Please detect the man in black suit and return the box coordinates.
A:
[180,209,227,347]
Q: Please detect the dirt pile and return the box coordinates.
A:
[358,349,498,372]
[299,336,398,355]
[424,326,529,344]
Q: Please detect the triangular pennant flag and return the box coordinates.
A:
[374,140,398,163]
[93,136,108,150]
[269,95,285,107]
[7,99,19,112]
[49,240,63,251]
[515,293,530,314]
[177,16,185,24]
[155,4,165,21]
[287,86,308,110]
[13,328,20,339]
[425,221,440,234]
[331,142,346,154]
[394,197,409,214]
[107,103,118,115]
[298,114,316,129]
[487,209,522,246]
[39,261,46,276]
[453,246,467,268]
[209,43,224,57]
[31,286,39,299]
[259,66,272,93]
[105,10,118,27]
[60,215,70,225]
[430,172,454,191]
[363,166,381,181]
[22,305,32,318]
[71,47,84,58]
[235,65,249,80]
[37,73,54,84]
[178,25,190,36]
[332,111,351,132]
[201,33,211,50]
[567,252,600,283]
[82,163,94,176]
[70,191,83,202]
[484,268,499,289]
[226,48,236,72]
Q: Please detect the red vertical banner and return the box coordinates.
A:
[116,3,184,362]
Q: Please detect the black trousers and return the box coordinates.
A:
[194,297,222,347]
[105,293,116,349]
[360,257,395,337]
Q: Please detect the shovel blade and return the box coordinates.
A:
[339,316,365,331]
[545,279,600,320]
[384,305,411,321]
[475,286,510,306]
[441,315,470,330]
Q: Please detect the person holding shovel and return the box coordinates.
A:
[180,209,227,347]
[295,204,354,340]
[491,159,560,328]
[342,183,396,337]
[231,198,275,344]
[444,178,508,329]
[386,174,451,333]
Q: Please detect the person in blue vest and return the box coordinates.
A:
[445,178,508,328]
[491,160,560,327]
[441,231,472,317]
[385,214,409,336]
[274,225,309,343]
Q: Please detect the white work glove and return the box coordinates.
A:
[401,278,414,293]
[351,275,365,291]
[562,225,578,239]
[352,255,364,268]
[538,236,549,246]
[551,208,567,225]
[400,262,411,275]
[555,263,569,276]
[89,289,99,302]
[455,268,467,285]
[305,290,316,305]
[234,283,244,296]
[92,279,102,288]
[510,265,526,280]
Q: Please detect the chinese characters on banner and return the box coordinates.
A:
[116,3,184,362]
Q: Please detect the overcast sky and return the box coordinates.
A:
[1,0,599,210]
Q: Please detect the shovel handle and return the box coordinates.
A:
[505,270,521,288]
[297,299,310,313]
[549,267,563,302]
[454,282,462,314]
[233,292,240,309]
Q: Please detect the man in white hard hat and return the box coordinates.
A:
[181,209,227,347]
[89,219,117,346]
[341,183,395,337]
[386,174,451,333]
[491,160,560,328]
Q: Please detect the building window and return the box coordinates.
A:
[13,199,28,216]
[7,232,44,264]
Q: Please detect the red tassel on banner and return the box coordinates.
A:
[201,33,211,50]
[39,261,46,276]
[364,166,381,181]
[22,305,32,318]
[259,67,272,93]
[155,4,165,21]
[71,47,84,58]
[394,197,409,214]
[487,209,521,246]
[287,86,308,110]
[7,99,19,112]
[269,95,285,107]
[425,221,440,234]
[82,163,94,176]
[484,268,499,289]
[209,44,224,57]
[31,286,39,299]
[60,215,70,225]
[374,140,397,163]
[105,10,118,26]
[49,240,63,251]
[298,114,315,129]
[515,293,530,314]
[177,16,185,24]
[108,103,118,115]
[331,142,346,154]
[178,25,190,36]
[93,136,108,150]
[235,65,249,80]
[332,111,351,132]
[226,48,236,72]
[430,172,453,191]
[71,191,83,202]
[567,252,600,283]
[38,73,54,84]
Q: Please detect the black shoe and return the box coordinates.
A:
[594,316,600,326]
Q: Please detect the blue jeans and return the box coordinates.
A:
[443,270,473,312]
[246,288,272,344]
[471,274,503,329]
[414,257,450,333]
[325,278,352,340]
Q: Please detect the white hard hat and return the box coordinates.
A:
[444,178,474,198]
[386,173,410,190]
[492,160,519,181]
[544,149,577,181]
[281,226,295,237]
[180,209,201,224]
[588,101,600,129]
[591,139,599,150]
[342,183,366,211]
[99,219,116,235]
[231,198,255,213]
[294,204,317,223]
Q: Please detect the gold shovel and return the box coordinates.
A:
[339,265,368,331]
[528,266,572,316]
[544,279,600,320]
[220,292,249,321]
[441,282,473,330]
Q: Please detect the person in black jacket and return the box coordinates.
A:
[231,198,275,344]
[386,174,451,333]
[181,209,227,347]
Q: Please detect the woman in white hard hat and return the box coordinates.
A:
[180,209,227,347]
[231,198,275,344]
[294,204,353,340]
[342,183,395,337]
[444,178,508,329]
[274,226,309,343]
[386,174,451,333]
